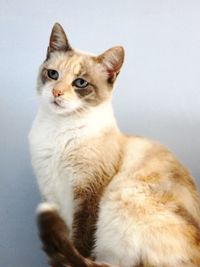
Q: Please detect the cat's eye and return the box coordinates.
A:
[47,69,59,80]
[72,78,88,89]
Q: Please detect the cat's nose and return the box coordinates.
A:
[52,88,64,98]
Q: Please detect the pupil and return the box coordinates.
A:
[48,69,58,80]
[52,71,56,76]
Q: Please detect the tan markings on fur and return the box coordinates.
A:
[175,206,200,245]
[37,208,112,267]
[93,136,200,266]
[68,130,125,257]
[129,141,200,223]
[40,67,48,84]
[38,50,112,106]
[137,172,161,183]
[174,206,200,266]
[32,24,200,267]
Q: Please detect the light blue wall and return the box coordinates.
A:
[0,1,200,266]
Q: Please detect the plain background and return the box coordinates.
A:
[0,1,200,266]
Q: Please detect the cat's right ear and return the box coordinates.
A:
[46,23,72,59]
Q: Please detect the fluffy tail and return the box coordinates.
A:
[36,203,113,267]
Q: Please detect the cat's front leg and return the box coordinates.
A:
[71,190,100,258]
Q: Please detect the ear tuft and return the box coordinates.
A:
[98,46,124,83]
[47,23,72,56]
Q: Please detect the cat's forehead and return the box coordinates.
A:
[45,49,97,75]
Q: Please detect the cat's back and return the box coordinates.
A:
[118,134,200,216]
[120,134,197,189]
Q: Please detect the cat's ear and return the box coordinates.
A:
[97,46,124,83]
[47,23,72,57]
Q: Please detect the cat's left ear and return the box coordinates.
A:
[47,23,72,58]
[98,46,124,83]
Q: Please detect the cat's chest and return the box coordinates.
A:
[29,117,78,228]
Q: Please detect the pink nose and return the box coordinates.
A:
[53,88,64,97]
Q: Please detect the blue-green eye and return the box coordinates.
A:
[47,69,59,80]
[73,78,88,88]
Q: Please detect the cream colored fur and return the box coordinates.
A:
[29,23,200,267]
[30,101,116,229]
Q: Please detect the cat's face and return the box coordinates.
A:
[37,23,124,116]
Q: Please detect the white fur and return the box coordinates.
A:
[30,100,195,266]
[36,202,57,214]
[30,104,193,266]
[29,102,116,230]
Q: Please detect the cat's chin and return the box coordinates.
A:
[48,101,78,116]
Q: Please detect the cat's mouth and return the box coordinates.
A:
[52,99,64,109]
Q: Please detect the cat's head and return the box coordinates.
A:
[37,23,124,116]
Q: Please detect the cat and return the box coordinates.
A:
[29,23,200,267]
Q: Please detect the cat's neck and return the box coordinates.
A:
[37,102,118,135]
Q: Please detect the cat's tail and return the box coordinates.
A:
[36,203,114,267]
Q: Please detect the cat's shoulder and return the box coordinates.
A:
[120,133,185,173]
[122,133,171,156]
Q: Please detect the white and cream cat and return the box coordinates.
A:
[29,23,200,267]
